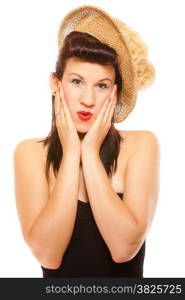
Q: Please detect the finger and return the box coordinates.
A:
[55,87,65,127]
[103,95,116,125]
[58,88,66,126]
[94,84,117,125]
[108,96,117,123]
[54,89,60,115]
[97,89,112,120]
[102,85,117,124]
[60,86,74,127]
[110,84,117,101]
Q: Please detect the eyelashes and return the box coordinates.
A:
[71,79,82,86]
[70,78,109,89]
[98,83,108,89]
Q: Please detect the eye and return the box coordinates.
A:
[98,83,108,89]
[71,79,82,85]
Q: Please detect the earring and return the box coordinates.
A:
[52,90,56,96]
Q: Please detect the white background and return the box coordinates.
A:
[0,0,184,277]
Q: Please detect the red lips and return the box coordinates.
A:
[77,111,92,116]
[77,111,93,121]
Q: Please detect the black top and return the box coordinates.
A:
[41,193,146,277]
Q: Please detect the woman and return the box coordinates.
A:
[14,5,160,277]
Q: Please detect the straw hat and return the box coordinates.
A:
[57,5,155,123]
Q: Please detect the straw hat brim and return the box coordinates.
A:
[58,5,138,123]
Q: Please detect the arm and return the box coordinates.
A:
[81,131,160,263]
[14,139,80,269]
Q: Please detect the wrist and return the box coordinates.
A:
[63,151,80,161]
[81,149,99,160]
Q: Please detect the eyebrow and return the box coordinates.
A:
[68,72,113,83]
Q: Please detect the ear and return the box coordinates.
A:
[49,72,60,94]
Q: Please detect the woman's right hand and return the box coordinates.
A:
[54,82,81,157]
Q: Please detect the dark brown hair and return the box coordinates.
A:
[38,31,124,182]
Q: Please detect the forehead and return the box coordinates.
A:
[64,57,115,80]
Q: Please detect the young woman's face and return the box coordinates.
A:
[60,57,116,134]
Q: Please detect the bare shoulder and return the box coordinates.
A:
[14,137,45,152]
[118,129,160,158]
[118,129,159,142]
[132,130,160,156]
[14,137,47,165]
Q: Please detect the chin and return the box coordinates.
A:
[77,129,87,136]
[76,124,89,133]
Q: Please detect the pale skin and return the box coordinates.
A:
[14,57,160,269]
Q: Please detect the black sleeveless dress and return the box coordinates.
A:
[41,192,145,277]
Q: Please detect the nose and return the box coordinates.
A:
[80,86,95,108]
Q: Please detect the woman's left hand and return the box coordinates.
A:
[81,84,117,156]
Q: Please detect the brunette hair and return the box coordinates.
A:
[38,31,124,182]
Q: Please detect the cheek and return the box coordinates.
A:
[60,88,75,110]
[95,101,104,115]
[62,83,81,105]
[95,89,111,105]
